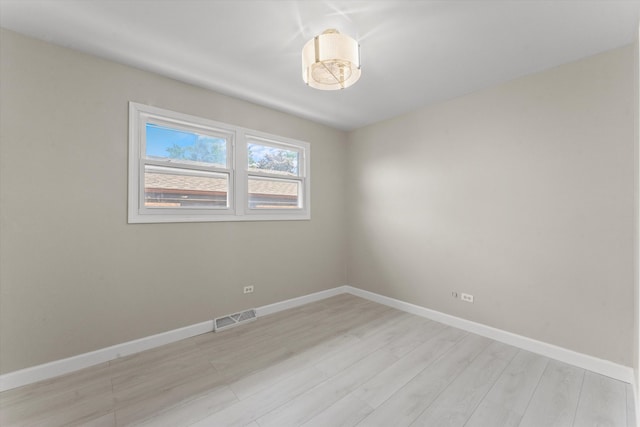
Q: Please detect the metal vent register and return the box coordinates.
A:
[214,309,257,332]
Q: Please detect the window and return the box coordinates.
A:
[129,103,310,223]
[247,138,303,209]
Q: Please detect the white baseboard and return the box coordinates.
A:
[0,285,633,392]
[344,286,634,384]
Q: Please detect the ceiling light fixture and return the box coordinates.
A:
[302,29,361,90]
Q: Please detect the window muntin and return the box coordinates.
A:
[129,103,310,223]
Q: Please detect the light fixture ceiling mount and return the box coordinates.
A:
[302,29,361,90]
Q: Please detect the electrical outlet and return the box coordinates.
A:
[243,286,254,294]
[461,293,474,303]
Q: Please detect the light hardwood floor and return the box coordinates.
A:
[0,294,636,426]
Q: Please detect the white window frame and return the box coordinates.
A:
[242,132,308,216]
[128,102,311,223]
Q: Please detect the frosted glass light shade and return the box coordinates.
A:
[302,29,361,90]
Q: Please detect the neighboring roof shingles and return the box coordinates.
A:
[145,173,298,196]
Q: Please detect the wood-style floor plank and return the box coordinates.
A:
[352,326,467,409]
[378,319,446,359]
[518,359,584,427]
[113,369,229,426]
[131,384,238,427]
[301,394,373,427]
[573,371,627,427]
[81,412,117,427]
[0,294,633,427]
[628,383,638,427]
[356,334,491,427]
[408,341,518,426]
[0,362,114,426]
[228,333,358,400]
[464,350,549,427]
[256,348,398,427]
[313,313,418,378]
[189,365,328,427]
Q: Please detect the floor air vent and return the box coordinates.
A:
[214,309,257,332]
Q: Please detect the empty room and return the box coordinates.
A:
[1,1,639,426]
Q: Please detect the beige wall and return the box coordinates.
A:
[347,46,635,365]
[0,29,348,374]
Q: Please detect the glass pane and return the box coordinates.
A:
[144,165,228,208]
[247,142,299,177]
[248,177,300,209]
[146,123,227,168]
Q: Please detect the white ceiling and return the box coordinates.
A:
[1,0,639,131]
